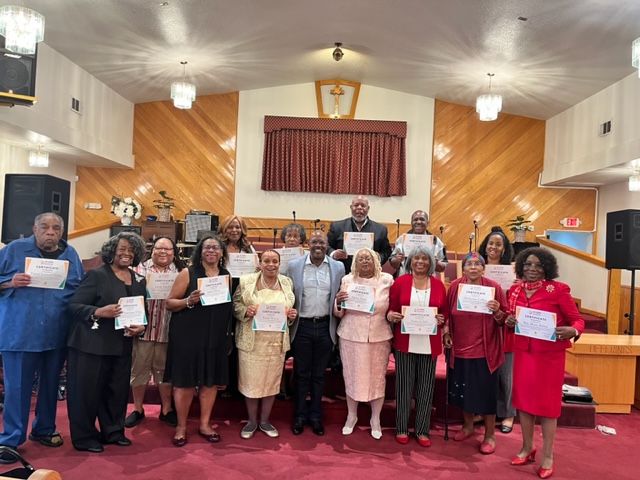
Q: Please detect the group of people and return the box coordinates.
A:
[0,198,585,479]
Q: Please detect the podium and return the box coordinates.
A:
[565,334,640,413]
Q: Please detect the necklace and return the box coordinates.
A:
[260,274,280,290]
[413,287,428,307]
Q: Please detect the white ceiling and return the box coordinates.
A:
[2,0,640,182]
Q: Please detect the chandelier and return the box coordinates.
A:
[171,61,196,109]
[476,73,502,121]
[0,4,45,55]
[28,146,48,167]
[633,37,640,78]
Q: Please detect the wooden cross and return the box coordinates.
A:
[330,83,344,117]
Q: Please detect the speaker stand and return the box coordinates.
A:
[624,269,636,335]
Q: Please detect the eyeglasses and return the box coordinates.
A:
[465,262,483,268]
[202,245,221,251]
[355,257,373,263]
[153,247,173,252]
[523,262,544,270]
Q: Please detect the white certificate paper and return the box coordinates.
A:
[227,253,259,278]
[115,296,147,329]
[515,306,557,342]
[276,247,304,273]
[343,232,374,255]
[484,264,516,291]
[401,306,438,335]
[401,234,433,257]
[456,283,495,314]
[252,304,287,332]
[341,283,375,313]
[145,272,179,299]
[197,275,231,306]
[25,257,69,289]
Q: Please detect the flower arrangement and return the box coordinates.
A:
[111,195,142,219]
[506,215,534,232]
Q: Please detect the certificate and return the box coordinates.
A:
[484,264,516,291]
[145,272,179,299]
[341,283,375,313]
[400,306,438,335]
[401,234,433,257]
[252,304,287,332]
[456,283,495,314]
[227,253,259,278]
[343,232,374,255]
[276,247,304,272]
[25,257,69,289]
[197,275,231,306]
[515,306,557,342]
[115,296,147,329]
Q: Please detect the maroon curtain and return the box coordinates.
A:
[261,116,406,197]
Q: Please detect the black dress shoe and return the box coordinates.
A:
[500,424,513,434]
[124,410,145,428]
[291,418,305,435]
[102,436,132,447]
[309,420,324,436]
[74,443,104,453]
[159,410,178,427]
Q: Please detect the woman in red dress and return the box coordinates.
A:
[506,247,584,479]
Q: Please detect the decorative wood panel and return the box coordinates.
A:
[430,100,596,254]
[74,93,239,230]
[619,285,640,335]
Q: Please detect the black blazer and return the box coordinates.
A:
[327,217,392,274]
[67,264,147,356]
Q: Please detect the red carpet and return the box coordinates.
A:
[1,401,638,480]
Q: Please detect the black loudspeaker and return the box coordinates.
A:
[0,36,37,97]
[2,174,70,243]
[605,209,640,270]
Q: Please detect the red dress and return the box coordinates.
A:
[509,280,584,418]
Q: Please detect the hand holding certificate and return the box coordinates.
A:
[343,232,374,256]
[115,296,147,329]
[456,283,495,314]
[340,283,375,313]
[197,275,231,306]
[400,306,438,335]
[401,234,433,257]
[514,306,557,342]
[24,257,69,289]
[146,272,179,299]
[252,304,287,332]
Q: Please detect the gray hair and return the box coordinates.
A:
[405,245,436,276]
[101,232,147,266]
[280,222,307,244]
[34,212,64,230]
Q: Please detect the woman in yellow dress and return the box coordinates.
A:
[232,250,297,439]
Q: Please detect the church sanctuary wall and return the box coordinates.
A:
[430,100,597,254]
[0,143,78,240]
[0,43,134,167]
[235,83,434,229]
[74,93,239,230]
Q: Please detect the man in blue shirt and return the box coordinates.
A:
[0,213,83,464]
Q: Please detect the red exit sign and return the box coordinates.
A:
[561,217,580,228]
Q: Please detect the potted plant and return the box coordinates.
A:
[111,195,142,225]
[153,190,175,222]
[506,215,534,242]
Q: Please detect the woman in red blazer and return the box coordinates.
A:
[387,246,449,447]
[506,248,584,479]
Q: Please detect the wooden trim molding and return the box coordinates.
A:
[537,236,603,267]
[68,220,119,239]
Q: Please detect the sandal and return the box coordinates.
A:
[28,432,64,447]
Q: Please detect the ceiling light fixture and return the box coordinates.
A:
[28,145,48,167]
[0,4,45,55]
[332,42,344,62]
[633,37,640,77]
[476,73,502,121]
[171,61,196,109]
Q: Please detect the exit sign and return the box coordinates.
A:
[560,217,581,228]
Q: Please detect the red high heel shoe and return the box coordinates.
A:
[537,463,554,479]
[510,448,537,465]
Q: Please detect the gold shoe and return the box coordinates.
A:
[259,422,279,438]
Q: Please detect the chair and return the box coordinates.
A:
[81,255,103,273]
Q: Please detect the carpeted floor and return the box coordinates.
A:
[1,401,638,480]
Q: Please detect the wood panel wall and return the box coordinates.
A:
[619,285,640,335]
[74,93,239,230]
[430,100,597,254]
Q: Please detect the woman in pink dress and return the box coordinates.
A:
[506,247,584,479]
[334,247,393,440]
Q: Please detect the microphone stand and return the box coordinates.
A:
[396,219,400,240]
[272,228,278,248]
[473,221,479,252]
[439,225,444,243]
[292,211,296,222]
[468,236,473,253]
[624,269,636,335]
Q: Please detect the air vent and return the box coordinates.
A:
[71,97,82,115]
[599,120,611,136]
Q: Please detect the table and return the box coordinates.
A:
[565,333,640,413]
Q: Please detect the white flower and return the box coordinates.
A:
[124,197,133,204]
[110,195,143,219]
[527,225,535,231]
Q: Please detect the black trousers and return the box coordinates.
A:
[292,320,333,421]
[66,348,131,448]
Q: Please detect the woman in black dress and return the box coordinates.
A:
[165,234,232,447]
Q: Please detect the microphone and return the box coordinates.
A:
[292,210,296,221]
[469,232,475,240]
[439,225,444,234]
[396,219,400,226]
[313,218,320,223]
[473,219,478,227]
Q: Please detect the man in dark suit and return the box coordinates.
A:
[287,231,345,436]
[327,195,392,274]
